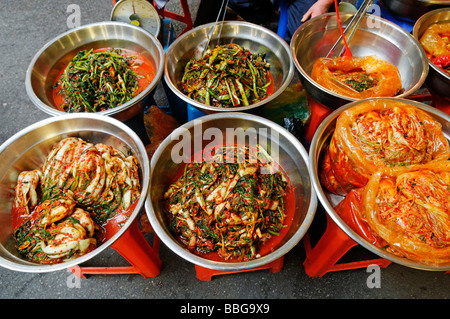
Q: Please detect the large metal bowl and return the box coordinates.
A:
[25,21,164,122]
[145,113,316,271]
[0,114,150,273]
[309,97,450,271]
[379,0,450,21]
[413,8,450,98]
[291,13,429,109]
[164,21,294,114]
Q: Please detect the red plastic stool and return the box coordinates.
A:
[302,96,392,277]
[69,217,162,278]
[194,256,284,281]
[302,214,391,277]
[153,0,193,36]
[304,95,333,143]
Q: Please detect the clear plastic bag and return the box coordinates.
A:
[338,161,450,266]
[311,56,402,99]
[321,99,450,195]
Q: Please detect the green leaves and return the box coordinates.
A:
[181,43,271,108]
[57,48,139,112]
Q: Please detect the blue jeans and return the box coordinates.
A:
[285,0,337,42]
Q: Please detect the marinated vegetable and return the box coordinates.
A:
[311,56,402,98]
[419,22,450,74]
[321,99,450,195]
[14,199,97,263]
[335,161,450,266]
[180,43,272,108]
[164,145,289,261]
[12,137,141,264]
[56,48,141,112]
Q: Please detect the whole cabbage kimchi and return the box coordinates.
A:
[420,22,450,74]
[335,161,450,266]
[311,56,402,98]
[12,137,141,264]
[321,99,450,195]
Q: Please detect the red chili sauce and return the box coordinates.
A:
[334,188,388,248]
[266,71,275,97]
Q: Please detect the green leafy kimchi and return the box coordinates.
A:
[180,43,272,108]
[163,145,290,261]
[56,48,140,112]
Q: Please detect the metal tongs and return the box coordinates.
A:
[197,0,229,58]
[326,0,375,57]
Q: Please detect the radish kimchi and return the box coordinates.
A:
[420,22,450,74]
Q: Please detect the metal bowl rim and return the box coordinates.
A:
[163,21,295,113]
[146,112,317,271]
[290,13,430,103]
[309,97,450,271]
[0,113,150,272]
[25,21,165,117]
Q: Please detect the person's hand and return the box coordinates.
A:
[301,0,334,22]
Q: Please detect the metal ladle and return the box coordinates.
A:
[326,0,375,93]
[327,0,375,57]
[196,0,229,58]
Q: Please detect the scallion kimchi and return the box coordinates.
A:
[164,145,289,261]
[180,43,272,108]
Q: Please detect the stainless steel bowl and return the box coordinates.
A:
[413,8,450,98]
[25,21,164,122]
[379,0,450,21]
[0,114,150,273]
[164,21,294,114]
[145,113,316,271]
[309,97,450,271]
[291,13,429,109]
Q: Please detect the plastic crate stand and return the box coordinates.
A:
[406,89,450,114]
